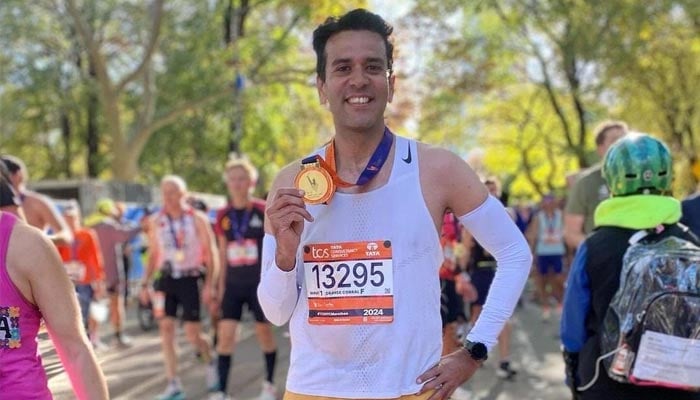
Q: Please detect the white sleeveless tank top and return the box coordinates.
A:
[287,136,444,398]
[155,209,202,271]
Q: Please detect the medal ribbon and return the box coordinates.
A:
[229,206,252,243]
[301,127,394,188]
[166,213,184,250]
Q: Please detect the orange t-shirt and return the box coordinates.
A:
[57,228,105,285]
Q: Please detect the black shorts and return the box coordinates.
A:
[440,279,464,327]
[162,276,201,322]
[221,283,266,322]
[470,268,496,306]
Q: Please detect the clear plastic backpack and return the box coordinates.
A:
[598,233,700,391]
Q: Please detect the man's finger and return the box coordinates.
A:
[268,206,314,224]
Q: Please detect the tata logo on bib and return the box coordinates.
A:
[366,242,380,256]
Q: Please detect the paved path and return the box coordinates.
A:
[45,300,570,399]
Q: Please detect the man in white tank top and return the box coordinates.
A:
[140,175,221,400]
[258,9,532,400]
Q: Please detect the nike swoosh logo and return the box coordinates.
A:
[402,143,412,164]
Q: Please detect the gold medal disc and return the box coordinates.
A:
[294,164,334,204]
[174,250,185,263]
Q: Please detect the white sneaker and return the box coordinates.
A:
[542,308,551,322]
[258,381,277,400]
[155,380,185,400]
[450,386,472,400]
[206,362,219,392]
[207,392,231,400]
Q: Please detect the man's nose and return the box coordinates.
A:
[349,67,369,87]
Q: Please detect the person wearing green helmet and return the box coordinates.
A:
[560,133,700,400]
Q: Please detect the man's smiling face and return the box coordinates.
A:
[316,30,395,135]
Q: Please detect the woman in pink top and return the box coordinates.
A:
[0,210,108,399]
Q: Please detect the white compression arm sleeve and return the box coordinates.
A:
[257,234,300,326]
[459,195,532,350]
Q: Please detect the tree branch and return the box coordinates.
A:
[248,12,303,79]
[128,86,232,156]
[64,0,113,95]
[115,0,165,94]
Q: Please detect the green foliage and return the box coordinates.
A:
[2,0,698,200]
[408,0,700,199]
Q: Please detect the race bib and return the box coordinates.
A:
[303,240,394,325]
[544,232,563,244]
[63,261,86,282]
[226,239,258,266]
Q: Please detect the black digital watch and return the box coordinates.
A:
[464,340,488,362]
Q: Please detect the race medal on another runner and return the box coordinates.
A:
[294,161,334,205]
[303,240,394,325]
[174,250,185,263]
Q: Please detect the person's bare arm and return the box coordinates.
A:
[564,213,585,250]
[526,214,540,251]
[417,146,532,400]
[32,193,73,245]
[217,234,228,298]
[194,210,219,304]
[9,224,108,399]
[419,146,488,224]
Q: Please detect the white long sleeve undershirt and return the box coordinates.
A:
[461,195,533,350]
[257,234,299,326]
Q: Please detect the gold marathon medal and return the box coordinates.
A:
[294,161,335,205]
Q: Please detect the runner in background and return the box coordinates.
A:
[57,201,107,349]
[526,194,566,321]
[210,158,277,400]
[564,121,627,250]
[1,155,72,245]
[140,175,219,400]
[86,198,142,348]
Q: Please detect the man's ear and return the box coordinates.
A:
[387,74,396,103]
[316,76,327,105]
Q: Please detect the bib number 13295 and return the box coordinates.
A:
[303,240,393,325]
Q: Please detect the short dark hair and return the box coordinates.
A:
[1,155,23,175]
[594,120,628,146]
[312,8,394,81]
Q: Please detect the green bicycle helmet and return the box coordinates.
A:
[602,133,672,196]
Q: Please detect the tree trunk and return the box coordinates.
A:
[86,63,100,177]
[60,109,72,178]
[110,148,139,181]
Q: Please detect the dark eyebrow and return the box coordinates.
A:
[330,58,352,67]
[330,57,386,66]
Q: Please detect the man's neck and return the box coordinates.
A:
[164,205,185,218]
[230,195,250,209]
[332,125,387,170]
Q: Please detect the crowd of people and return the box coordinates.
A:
[1,7,699,400]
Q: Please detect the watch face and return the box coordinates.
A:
[467,341,488,361]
